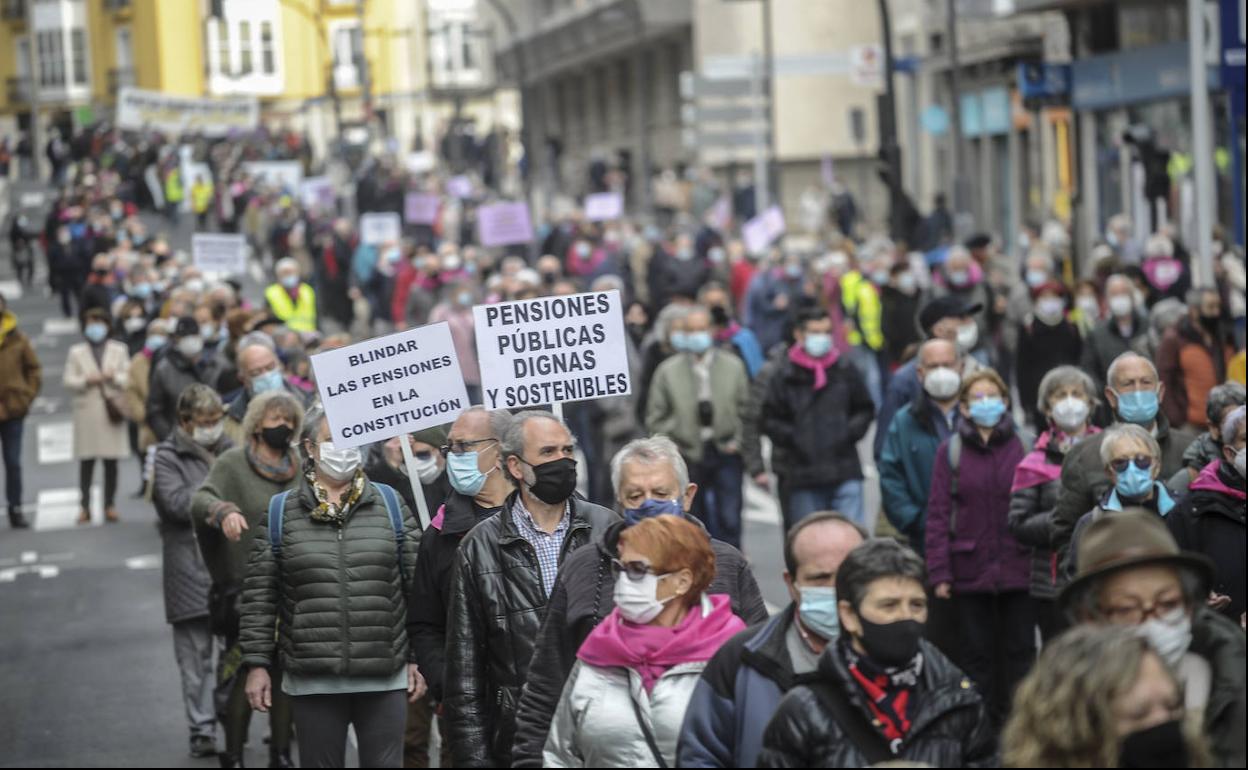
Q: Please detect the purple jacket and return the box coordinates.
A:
[925,418,1031,594]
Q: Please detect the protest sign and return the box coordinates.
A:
[447,175,474,199]
[299,177,336,209]
[742,205,787,255]
[116,87,259,137]
[360,212,402,245]
[404,192,441,225]
[192,233,248,275]
[242,161,303,192]
[406,151,436,174]
[473,290,632,410]
[477,202,534,247]
[708,195,732,232]
[584,191,624,222]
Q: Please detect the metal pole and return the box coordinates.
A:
[761,0,779,208]
[877,0,904,240]
[947,0,969,236]
[1187,0,1214,282]
[25,1,45,183]
[751,52,770,214]
[398,436,432,530]
[482,0,531,207]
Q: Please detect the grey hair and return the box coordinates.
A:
[499,410,568,481]
[1207,382,1246,428]
[835,539,928,611]
[176,383,223,424]
[590,274,625,294]
[457,405,514,442]
[1099,423,1162,467]
[300,402,327,447]
[1037,365,1099,416]
[1105,352,1158,391]
[237,331,276,354]
[610,436,690,497]
[1149,298,1187,338]
[654,303,692,343]
[241,390,305,446]
[275,257,299,275]
[1222,405,1246,446]
[1105,273,1134,294]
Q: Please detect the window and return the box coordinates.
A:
[260,21,275,74]
[238,20,252,75]
[217,20,229,74]
[37,30,65,88]
[334,24,361,66]
[460,23,475,70]
[70,28,87,85]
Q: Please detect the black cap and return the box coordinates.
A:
[964,233,991,250]
[173,316,199,338]
[919,295,983,334]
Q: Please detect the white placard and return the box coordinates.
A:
[299,176,336,209]
[406,151,436,174]
[360,212,402,245]
[242,161,303,191]
[473,290,632,410]
[116,86,259,137]
[850,44,885,91]
[583,192,624,222]
[311,323,470,449]
[192,233,248,275]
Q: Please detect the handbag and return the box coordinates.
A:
[98,382,127,424]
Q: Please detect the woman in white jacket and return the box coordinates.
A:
[543,514,746,767]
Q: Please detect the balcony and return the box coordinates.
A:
[108,67,136,96]
[6,76,31,105]
[1,0,26,22]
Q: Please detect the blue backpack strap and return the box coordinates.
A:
[372,482,408,584]
[268,490,293,561]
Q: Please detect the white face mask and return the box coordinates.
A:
[177,336,205,359]
[192,421,224,447]
[896,273,918,294]
[411,453,441,484]
[956,322,979,353]
[317,442,362,482]
[1035,297,1066,324]
[1108,294,1134,318]
[923,366,961,401]
[1135,607,1192,668]
[1050,396,1090,433]
[613,571,674,625]
[123,316,146,334]
[1077,296,1101,320]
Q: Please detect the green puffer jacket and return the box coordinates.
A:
[239,474,422,677]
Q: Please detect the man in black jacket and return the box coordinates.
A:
[146,317,223,442]
[443,411,618,767]
[510,435,770,766]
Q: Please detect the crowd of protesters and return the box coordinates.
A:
[1,123,1245,769]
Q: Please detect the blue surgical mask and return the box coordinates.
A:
[280,274,300,290]
[1114,389,1160,425]
[968,396,1007,428]
[84,323,109,343]
[146,334,167,351]
[623,498,684,526]
[669,331,689,352]
[1115,463,1156,499]
[251,369,285,395]
[133,283,153,299]
[448,451,493,496]
[803,333,833,358]
[798,585,840,641]
[684,330,713,355]
[784,264,803,279]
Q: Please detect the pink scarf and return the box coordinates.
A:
[1010,427,1100,493]
[1190,460,1246,500]
[577,594,745,693]
[788,343,840,391]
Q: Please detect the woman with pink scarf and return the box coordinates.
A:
[543,515,745,767]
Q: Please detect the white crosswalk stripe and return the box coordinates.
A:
[33,487,102,530]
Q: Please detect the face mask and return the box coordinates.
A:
[784,264,803,279]
[669,331,689,352]
[456,291,474,308]
[896,273,917,294]
[1108,294,1134,318]
[123,316,146,334]
[1077,296,1101,319]
[575,243,592,259]
[613,571,674,625]
[317,442,363,482]
[133,283,153,299]
[1134,608,1192,668]
[870,270,890,286]
[923,366,961,401]
[192,422,224,447]
[259,424,293,450]
[1036,297,1066,324]
[708,247,726,264]
[443,255,463,271]
[1051,396,1090,433]
[199,323,216,340]
[522,456,578,504]
[251,369,284,395]
[675,248,694,261]
[956,322,979,352]
[797,585,840,641]
[1025,269,1048,288]
[1118,719,1188,769]
[177,336,205,359]
[280,274,300,290]
[1200,314,1220,333]
[803,333,833,358]
[684,330,713,355]
[1234,448,1246,478]
[947,269,970,287]
[1113,389,1159,425]
[84,323,109,343]
[411,452,442,484]
[185,279,205,294]
[856,617,924,667]
[968,396,1007,428]
[384,248,401,264]
[1115,461,1156,499]
[448,450,494,496]
[622,498,683,526]
[146,334,167,351]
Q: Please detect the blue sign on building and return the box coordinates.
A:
[1223,0,1245,116]
[959,87,1011,138]
[1071,42,1221,111]
[1017,61,1071,102]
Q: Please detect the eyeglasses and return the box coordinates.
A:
[1109,455,1154,474]
[611,558,664,582]
[439,438,498,456]
[1100,594,1186,625]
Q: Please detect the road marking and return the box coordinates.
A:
[124,554,161,570]
[29,396,61,416]
[37,422,74,465]
[33,487,101,530]
[0,280,21,299]
[0,564,59,582]
[20,551,37,564]
[42,318,80,336]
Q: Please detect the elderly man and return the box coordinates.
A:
[509,436,768,767]
[146,316,223,443]
[443,411,617,767]
[1081,274,1150,395]
[264,257,317,333]
[222,332,308,443]
[1061,511,1245,767]
[677,511,866,767]
[1051,352,1197,572]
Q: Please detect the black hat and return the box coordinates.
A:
[919,295,983,334]
[964,233,991,250]
[173,316,199,338]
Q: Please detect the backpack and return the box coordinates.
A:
[267,482,408,583]
[946,429,1033,536]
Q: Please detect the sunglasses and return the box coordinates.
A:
[611,558,666,582]
[1109,455,1153,474]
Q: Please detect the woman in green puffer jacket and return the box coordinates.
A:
[240,404,425,769]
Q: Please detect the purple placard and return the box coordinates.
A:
[404,192,441,225]
[447,175,474,199]
[477,202,534,247]
[584,192,624,222]
[742,214,771,255]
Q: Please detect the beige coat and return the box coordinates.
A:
[126,351,158,454]
[63,341,131,459]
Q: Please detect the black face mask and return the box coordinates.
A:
[856,617,924,668]
[1200,314,1220,333]
[709,305,731,327]
[259,424,294,450]
[522,457,578,504]
[1119,719,1188,768]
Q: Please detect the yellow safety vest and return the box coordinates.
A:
[192,182,214,214]
[165,170,184,203]
[265,283,317,333]
[840,270,884,350]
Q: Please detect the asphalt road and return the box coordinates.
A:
[0,191,880,766]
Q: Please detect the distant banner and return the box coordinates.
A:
[242,161,303,192]
[584,192,624,222]
[404,193,441,225]
[477,202,534,248]
[116,87,259,138]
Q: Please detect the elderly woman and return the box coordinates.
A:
[1003,625,1209,767]
[191,390,303,769]
[240,404,424,768]
[1008,365,1100,639]
[1063,423,1177,583]
[543,515,745,767]
[1167,381,1245,493]
[152,384,233,759]
[63,306,130,524]
[1060,511,1246,766]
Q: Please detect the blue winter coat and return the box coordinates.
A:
[879,395,957,551]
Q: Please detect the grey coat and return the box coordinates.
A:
[152,429,234,624]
